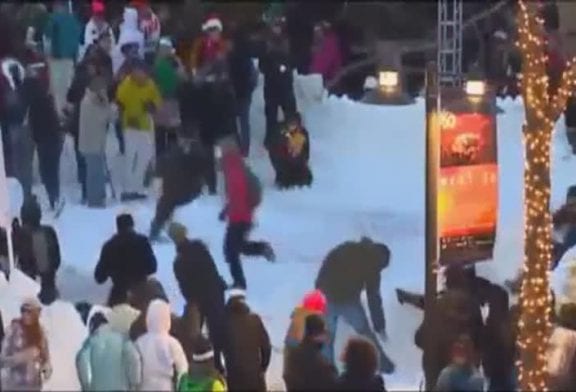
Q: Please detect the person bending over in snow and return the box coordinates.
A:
[169,222,227,372]
[178,336,227,392]
[14,196,61,305]
[268,112,312,189]
[149,129,208,242]
[218,136,275,289]
[95,213,157,306]
[223,289,272,391]
[315,237,395,374]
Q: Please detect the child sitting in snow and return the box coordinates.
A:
[178,336,226,392]
[268,112,313,189]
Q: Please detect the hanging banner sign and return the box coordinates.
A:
[437,110,498,265]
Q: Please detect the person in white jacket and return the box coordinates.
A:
[112,6,145,74]
[134,299,188,391]
[79,1,115,62]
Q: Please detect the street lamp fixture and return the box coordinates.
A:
[465,80,486,97]
[378,70,399,92]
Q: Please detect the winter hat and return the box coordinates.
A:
[202,14,223,32]
[301,290,327,314]
[227,288,246,302]
[116,213,134,232]
[168,222,188,243]
[192,335,215,362]
[92,1,105,15]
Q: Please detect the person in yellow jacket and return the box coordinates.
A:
[116,59,161,201]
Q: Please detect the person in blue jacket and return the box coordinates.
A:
[76,309,141,391]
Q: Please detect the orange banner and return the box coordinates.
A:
[438,112,498,265]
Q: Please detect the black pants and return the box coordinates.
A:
[264,89,297,147]
[149,193,194,239]
[204,142,217,194]
[224,222,268,289]
[38,270,58,305]
[273,160,312,189]
[73,135,87,200]
[155,126,178,161]
[198,293,227,373]
[37,139,63,208]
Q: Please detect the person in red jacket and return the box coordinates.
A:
[218,136,274,289]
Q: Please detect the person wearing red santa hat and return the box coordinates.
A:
[80,1,115,62]
[189,14,229,75]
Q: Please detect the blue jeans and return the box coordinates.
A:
[237,95,252,157]
[83,153,106,207]
[324,300,395,374]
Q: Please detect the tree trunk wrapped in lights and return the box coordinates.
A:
[516,1,576,390]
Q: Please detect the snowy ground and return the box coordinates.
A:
[2,76,576,390]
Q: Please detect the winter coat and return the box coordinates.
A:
[154,56,180,99]
[435,364,485,392]
[134,299,189,391]
[173,238,226,307]
[190,37,230,72]
[415,288,485,389]
[22,75,62,148]
[106,304,140,335]
[178,363,226,392]
[76,323,141,391]
[198,80,238,145]
[283,306,323,380]
[337,373,386,391]
[315,239,388,331]
[547,325,576,390]
[13,224,61,279]
[94,231,157,293]
[283,338,338,391]
[270,125,310,165]
[0,319,51,391]
[310,30,342,83]
[224,299,271,391]
[259,33,294,96]
[229,32,257,101]
[81,19,115,60]
[116,75,162,132]
[44,10,81,60]
[158,142,207,203]
[113,7,145,73]
[78,87,111,155]
[221,150,255,224]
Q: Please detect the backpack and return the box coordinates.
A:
[245,165,262,209]
[178,374,217,392]
[31,228,51,275]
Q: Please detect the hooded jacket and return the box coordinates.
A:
[113,7,144,73]
[135,299,189,391]
[107,304,141,335]
[76,312,141,391]
[224,298,271,391]
[315,239,389,332]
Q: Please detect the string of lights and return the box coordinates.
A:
[516,1,576,390]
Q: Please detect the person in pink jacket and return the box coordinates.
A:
[309,21,342,85]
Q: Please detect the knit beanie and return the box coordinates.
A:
[301,290,327,314]
[168,222,187,243]
[192,335,214,362]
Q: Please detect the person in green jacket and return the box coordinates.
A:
[179,336,226,392]
[153,36,186,159]
[43,0,82,119]
[76,310,141,391]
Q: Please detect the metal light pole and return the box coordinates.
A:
[423,61,440,391]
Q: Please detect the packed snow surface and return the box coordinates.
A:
[2,75,576,390]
